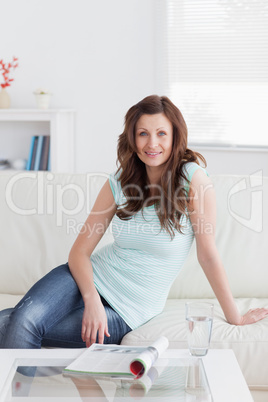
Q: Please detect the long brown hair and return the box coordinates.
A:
[116,95,206,238]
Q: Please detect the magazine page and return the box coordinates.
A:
[63,336,169,379]
[129,336,169,378]
[127,360,169,397]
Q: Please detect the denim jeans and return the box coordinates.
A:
[0,263,131,349]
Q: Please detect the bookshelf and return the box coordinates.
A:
[0,109,75,172]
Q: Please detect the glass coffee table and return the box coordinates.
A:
[0,348,253,402]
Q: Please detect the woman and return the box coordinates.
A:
[0,95,267,349]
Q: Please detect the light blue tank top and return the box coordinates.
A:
[91,162,208,329]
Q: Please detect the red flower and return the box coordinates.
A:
[0,57,19,88]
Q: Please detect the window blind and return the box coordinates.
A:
[155,0,268,146]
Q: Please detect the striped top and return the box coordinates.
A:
[91,162,208,329]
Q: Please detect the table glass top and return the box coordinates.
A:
[4,356,212,401]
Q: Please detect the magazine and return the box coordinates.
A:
[63,336,169,379]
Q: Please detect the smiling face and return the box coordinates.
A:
[135,113,173,176]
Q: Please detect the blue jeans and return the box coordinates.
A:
[0,263,131,349]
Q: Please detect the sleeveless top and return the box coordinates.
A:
[91,162,208,329]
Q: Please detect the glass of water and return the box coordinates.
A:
[185,302,214,357]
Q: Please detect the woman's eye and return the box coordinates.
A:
[139,132,147,136]
[158,131,166,136]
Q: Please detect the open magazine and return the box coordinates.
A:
[63,336,169,379]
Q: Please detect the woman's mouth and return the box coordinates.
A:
[145,151,162,158]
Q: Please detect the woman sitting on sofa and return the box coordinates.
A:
[0,95,267,349]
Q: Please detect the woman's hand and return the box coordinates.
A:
[238,308,268,325]
[188,171,268,327]
[81,293,110,347]
[68,180,116,348]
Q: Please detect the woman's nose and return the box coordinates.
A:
[147,135,158,148]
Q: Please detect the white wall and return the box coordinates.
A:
[0,0,155,173]
[1,0,267,176]
[193,147,268,177]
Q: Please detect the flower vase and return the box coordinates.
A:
[0,88,11,109]
[35,94,51,109]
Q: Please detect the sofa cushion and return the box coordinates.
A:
[121,298,268,390]
[0,294,22,310]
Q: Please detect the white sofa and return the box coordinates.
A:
[0,170,267,401]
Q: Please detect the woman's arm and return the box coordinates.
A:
[188,169,268,325]
[68,179,117,346]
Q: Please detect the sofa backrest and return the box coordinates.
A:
[0,171,267,298]
[0,171,112,295]
[169,173,268,299]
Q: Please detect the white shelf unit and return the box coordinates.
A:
[0,109,75,172]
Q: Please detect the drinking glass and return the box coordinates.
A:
[185,302,214,357]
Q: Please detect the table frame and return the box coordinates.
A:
[0,348,253,402]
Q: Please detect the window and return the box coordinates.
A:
[155,0,268,147]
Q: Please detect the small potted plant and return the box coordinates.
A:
[33,88,52,109]
[0,56,19,108]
